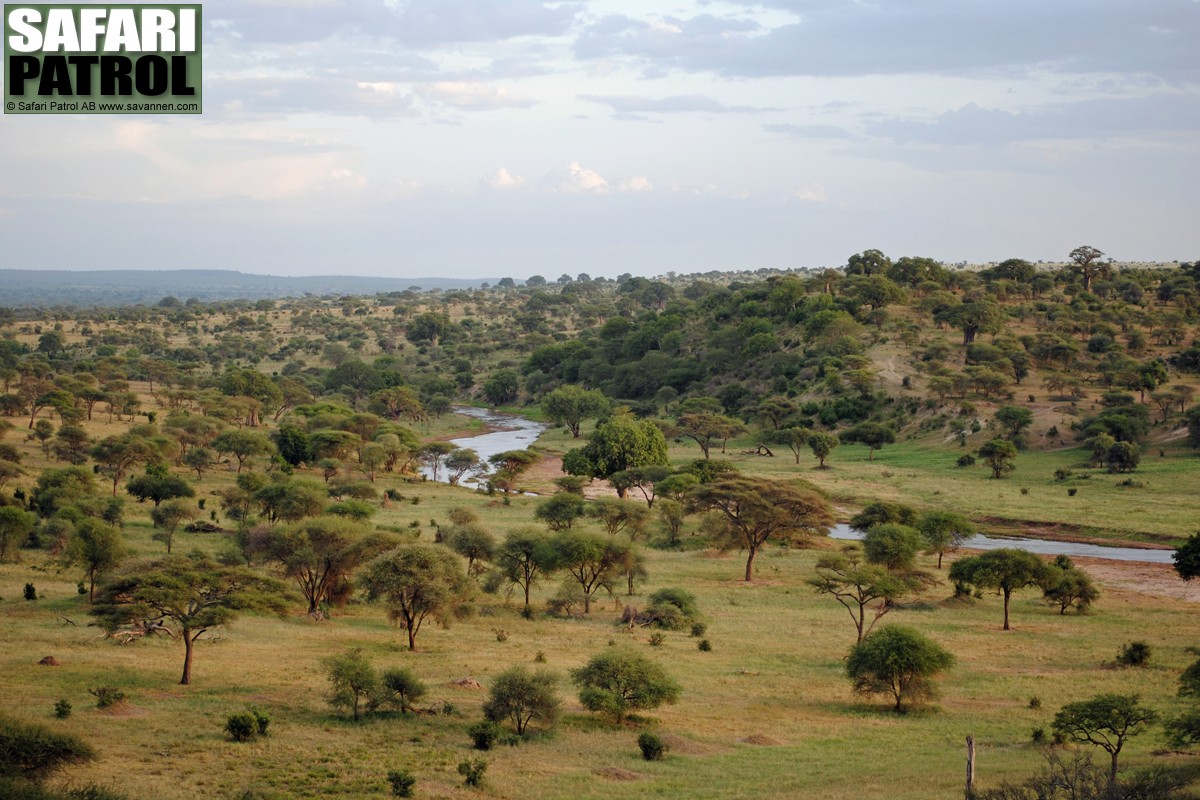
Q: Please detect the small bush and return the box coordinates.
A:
[689,622,707,638]
[1028,696,1042,710]
[1067,488,1078,497]
[467,720,504,751]
[457,758,487,788]
[648,633,665,647]
[0,715,95,782]
[225,713,257,742]
[250,708,270,736]
[956,454,976,467]
[1020,487,1029,495]
[23,583,37,601]
[697,639,712,652]
[1117,641,1152,667]
[533,651,546,663]
[492,628,508,642]
[638,732,667,761]
[1030,727,1045,744]
[88,687,124,709]
[386,769,416,798]
[1054,468,1072,481]
[53,700,72,719]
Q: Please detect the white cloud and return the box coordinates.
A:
[484,168,523,189]
[417,82,537,111]
[790,183,827,203]
[620,176,653,192]
[546,162,610,193]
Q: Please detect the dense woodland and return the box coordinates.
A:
[3,250,1200,800]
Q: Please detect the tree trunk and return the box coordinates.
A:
[1109,750,1119,797]
[1002,589,1011,630]
[583,589,591,614]
[180,631,195,685]
[407,624,417,651]
[744,546,757,582]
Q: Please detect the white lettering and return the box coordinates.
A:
[104,9,140,51]
[178,8,195,52]
[78,8,107,52]
[6,8,42,52]
[140,9,174,51]
[41,8,79,52]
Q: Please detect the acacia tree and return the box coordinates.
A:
[541,385,610,438]
[64,519,126,601]
[1052,694,1158,793]
[496,527,558,613]
[810,552,922,642]
[978,438,1018,478]
[90,434,153,496]
[842,423,895,461]
[211,430,274,473]
[487,449,539,493]
[359,546,473,650]
[92,555,290,685]
[917,510,974,569]
[550,529,630,613]
[949,548,1049,630]
[483,666,561,736]
[846,625,954,712]
[674,412,745,459]
[808,432,839,467]
[150,499,197,555]
[690,477,832,581]
[1068,245,1108,292]
[255,516,396,614]
[572,648,681,722]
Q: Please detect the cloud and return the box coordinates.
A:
[417,82,537,111]
[866,95,1200,146]
[619,176,653,192]
[574,4,1200,83]
[764,122,853,140]
[545,162,609,193]
[579,93,774,114]
[483,168,523,189]
[789,183,827,203]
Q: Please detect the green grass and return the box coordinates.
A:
[2,486,1196,799]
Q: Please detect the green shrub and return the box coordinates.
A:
[1117,641,1151,667]
[250,708,270,736]
[377,668,427,715]
[637,732,667,761]
[467,721,504,751]
[457,758,487,788]
[648,633,665,647]
[0,714,95,782]
[87,688,124,710]
[689,622,707,638]
[697,639,712,652]
[386,770,416,798]
[1028,696,1042,710]
[23,583,37,601]
[53,700,71,720]
[225,713,257,742]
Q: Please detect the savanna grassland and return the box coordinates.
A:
[2,254,1200,799]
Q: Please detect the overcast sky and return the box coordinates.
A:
[1,0,1197,279]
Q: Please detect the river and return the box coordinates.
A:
[420,406,549,488]
[828,523,1174,564]
[433,408,1175,565]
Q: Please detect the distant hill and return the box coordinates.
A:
[0,269,494,307]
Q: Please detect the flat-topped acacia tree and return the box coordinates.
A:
[689,477,832,581]
[92,555,291,685]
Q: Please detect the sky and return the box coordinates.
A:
[1,0,1198,279]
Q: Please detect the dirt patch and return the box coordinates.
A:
[519,456,620,499]
[37,656,61,666]
[450,677,483,690]
[594,767,642,781]
[1069,557,1200,604]
[658,733,728,756]
[739,734,783,746]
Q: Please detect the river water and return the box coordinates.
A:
[433,408,1174,565]
[828,523,1174,564]
[420,406,549,488]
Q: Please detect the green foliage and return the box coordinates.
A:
[949,548,1049,630]
[0,506,36,562]
[850,501,917,532]
[563,412,669,481]
[978,438,1018,478]
[549,529,630,614]
[916,510,974,568]
[457,758,487,788]
[495,527,558,611]
[1052,694,1159,790]
[1041,559,1100,615]
[225,713,258,742]
[482,666,560,735]
[0,715,95,782]
[52,701,70,720]
[88,687,124,709]
[359,545,473,650]
[323,648,378,722]
[1173,533,1200,581]
[378,668,427,715]
[861,523,923,571]
[534,493,586,531]
[637,732,667,761]
[845,625,954,712]
[572,648,682,722]
[643,587,701,631]
[386,770,416,798]
[1116,641,1152,668]
[541,385,611,438]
